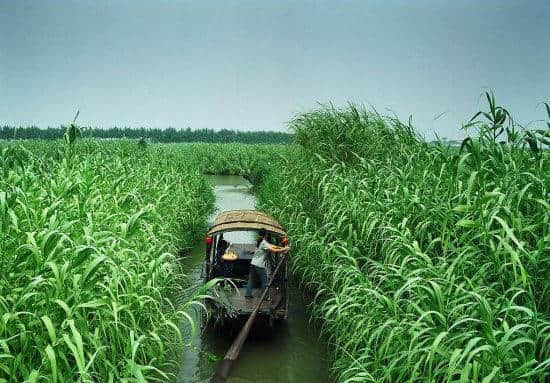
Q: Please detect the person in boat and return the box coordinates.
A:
[217,234,229,257]
[217,234,233,276]
[245,229,290,298]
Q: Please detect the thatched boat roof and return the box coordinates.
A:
[207,210,286,236]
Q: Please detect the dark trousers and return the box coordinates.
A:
[245,265,267,297]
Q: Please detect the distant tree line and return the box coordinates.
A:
[0,126,293,144]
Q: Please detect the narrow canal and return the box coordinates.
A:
[178,175,330,383]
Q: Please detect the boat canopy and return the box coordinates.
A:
[207,209,287,236]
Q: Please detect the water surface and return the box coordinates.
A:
[178,175,330,383]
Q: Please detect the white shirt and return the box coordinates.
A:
[251,239,270,268]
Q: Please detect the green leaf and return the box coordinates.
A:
[81,255,107,287]
[44,345,57,383]
[41,315,57,343]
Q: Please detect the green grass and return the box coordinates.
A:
[0,139,215,382]
[257,98,550,382]
[3,96,548,382]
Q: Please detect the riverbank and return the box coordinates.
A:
[256,103,550,382]
[0,140,215,382]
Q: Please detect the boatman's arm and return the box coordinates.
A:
[266,244,291,253]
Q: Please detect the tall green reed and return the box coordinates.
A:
[160,142,287,187]
[258,98,549,382]
[0,138,214,382]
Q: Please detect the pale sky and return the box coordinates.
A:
[1,0,549,139]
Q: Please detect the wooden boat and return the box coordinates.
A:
[203,210,289,324]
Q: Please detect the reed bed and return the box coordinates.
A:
[258,97,549,382]
[162,142,288,185]
[0,139,214,382]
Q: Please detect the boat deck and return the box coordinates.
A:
[219,287,286,318]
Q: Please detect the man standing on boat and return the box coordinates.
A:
[245,229,290,298]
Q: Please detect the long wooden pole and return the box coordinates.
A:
[212,252,288,383]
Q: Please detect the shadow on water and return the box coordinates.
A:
[177,175,330,383]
